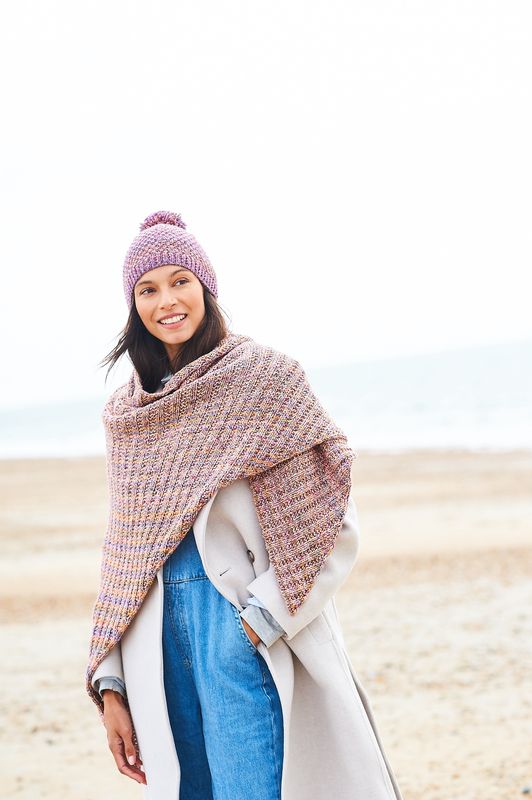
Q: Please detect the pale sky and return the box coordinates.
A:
[1,0,530,406]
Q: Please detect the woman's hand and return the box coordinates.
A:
[241,618,262,647]
[102,689,147,785]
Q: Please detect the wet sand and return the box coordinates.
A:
[1,449,531,799]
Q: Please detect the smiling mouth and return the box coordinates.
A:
[159,313,187,326]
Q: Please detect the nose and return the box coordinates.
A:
[159,288,177,308]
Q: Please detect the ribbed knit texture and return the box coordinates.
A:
[86,331,356,720]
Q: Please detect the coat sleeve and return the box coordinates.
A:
[91,640,126,690]
[244,489,360,641]
[95,676,128,700]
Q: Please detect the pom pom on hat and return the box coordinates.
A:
[140,210,187,231]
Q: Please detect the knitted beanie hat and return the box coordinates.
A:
[123,210,218,309]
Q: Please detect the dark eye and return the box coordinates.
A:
[139,278,188,296]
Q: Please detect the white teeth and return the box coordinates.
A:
[160,314,186,324]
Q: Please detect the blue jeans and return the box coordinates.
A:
[162,526,284,800]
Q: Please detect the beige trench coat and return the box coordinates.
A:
[92,477,403,800]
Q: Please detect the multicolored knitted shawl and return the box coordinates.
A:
[86,331,356,717]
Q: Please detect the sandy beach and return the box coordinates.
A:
[1,449,531,799]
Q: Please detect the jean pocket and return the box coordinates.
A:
[231,605,259,654]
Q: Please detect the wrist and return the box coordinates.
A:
[102,688,124,702]
[242,617,262,646]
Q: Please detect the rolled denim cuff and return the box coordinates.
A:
[240,603,286,648]
[96,676,127,700]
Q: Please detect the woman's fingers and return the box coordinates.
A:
[103,694,147,785]
[109,733,147,784]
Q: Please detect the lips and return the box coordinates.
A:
[159,313,187,325]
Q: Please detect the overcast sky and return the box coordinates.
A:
[1,0,530,406]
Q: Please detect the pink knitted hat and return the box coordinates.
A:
[123,210,218,309]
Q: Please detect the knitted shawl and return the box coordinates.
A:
[86,331,356,717]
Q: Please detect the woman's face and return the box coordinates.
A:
[134,263,206,361]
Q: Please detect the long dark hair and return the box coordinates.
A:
[99,286,231,393]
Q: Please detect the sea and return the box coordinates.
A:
[1,338,531,459]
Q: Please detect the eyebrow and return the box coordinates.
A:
[136,268,190,288]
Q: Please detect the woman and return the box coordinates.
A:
[85,210,404,800]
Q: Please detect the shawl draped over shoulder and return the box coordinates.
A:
[86,331,356,717]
